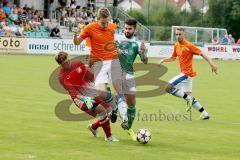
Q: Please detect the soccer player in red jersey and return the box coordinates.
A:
[55,51,118,142]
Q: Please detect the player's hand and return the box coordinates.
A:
[211,64,218,75]
[82,97,95,110]
[158,59,165,66]
[73,28,80,37]
[140,42,146,52]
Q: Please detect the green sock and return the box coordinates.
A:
[127,107,136,129]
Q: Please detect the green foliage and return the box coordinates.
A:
[206,0,240,37]
[181,9,204,27]
[122,0,240,39]
[151,6,182,26]
[127,9,147,25]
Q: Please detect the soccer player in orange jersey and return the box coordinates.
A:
[73,7,128,126]
[158,27,218,120]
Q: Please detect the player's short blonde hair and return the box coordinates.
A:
[55,51,68,64]
[97,7,111,20]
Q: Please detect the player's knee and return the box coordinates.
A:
[164,83,173,93]
[104,92,113,103]
[126,96,136,106]
[98,107,107,117]
[98,91,108,100]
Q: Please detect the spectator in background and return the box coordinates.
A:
[9,21,18,35]
[228,34,235,45]
[30,5,35,13]
[31,23,39,32]
[87,13,94,23]
[0,8,6,20]
[22,19,32,31]
[236,37,240,45]
[3,2,11,15]
[113,17,123,34]
[23,4,29,11]
[18,9,27,22]
[9,9,18,23]
[221,34,229,45]
[26,9,33,20]
[2,21,11,36]
[212,36,219,45]
[38,11,44,23]
[12,4,17,12]
[17,23,24,36]
[50,25,61,38]
[70,0,77,9]
[44,19,53,31]
[0,28,6,36]
[32,11,40,24]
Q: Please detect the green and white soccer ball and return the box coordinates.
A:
[136,129,151,144]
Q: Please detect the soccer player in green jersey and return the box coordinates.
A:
[115,18,148,140]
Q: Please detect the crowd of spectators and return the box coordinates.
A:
[0,2,49,37]
[212,34,240,45]
[56,0,97,32]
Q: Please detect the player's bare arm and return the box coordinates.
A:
[200,53,218,74]
[158,56,176,65]
[140,42,148,64]
[73,31,84,45]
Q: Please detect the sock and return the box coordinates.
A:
[116,94,128,121]
[169,87,192,100]
[99,115,111,138]
[127,107,136,129]
[91,120,100,130]
[192,98,209,116]
[104,92,117,111]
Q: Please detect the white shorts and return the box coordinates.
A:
[92,59,122,85]
[169,73,193,93]
[122,72,136,95]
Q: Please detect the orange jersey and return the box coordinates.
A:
[85,38,91,47]
[80,22,118,64]
[172,40,202,77]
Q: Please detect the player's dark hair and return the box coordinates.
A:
[176,27,185,32]
[55,51,68,64]
[125,18,137,28]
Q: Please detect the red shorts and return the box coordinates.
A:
[79,98,109,117]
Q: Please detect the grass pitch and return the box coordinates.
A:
[0,54,239,160]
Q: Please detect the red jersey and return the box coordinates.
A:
[58,60,94,100]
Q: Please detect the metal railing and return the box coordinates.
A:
[114,7,151,42]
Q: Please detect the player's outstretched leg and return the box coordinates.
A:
[88,120,100,137]
[119,106,137,141]
[191,97,210,120]
[88,103,119,141]
[103,91,118,123]
[101,115,119,142]
[165,83,193,102]
[127,106,136,129]
[97,106,119,142]
[165,83,210,120]
[116,94,129,126]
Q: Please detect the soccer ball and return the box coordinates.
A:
[136,129,151,144]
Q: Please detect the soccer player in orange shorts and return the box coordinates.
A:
[159,27,217,120]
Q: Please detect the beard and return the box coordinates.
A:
[177,38,183,42]
[125,32,134,39]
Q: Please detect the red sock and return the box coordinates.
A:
[99,116,111,138]
[91,120,100,130]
